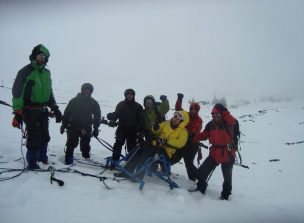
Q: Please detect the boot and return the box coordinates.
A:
[26,150,40,170]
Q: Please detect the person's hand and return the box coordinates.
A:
[177,93,184,100]
[108,120,117,127]
[153,123,160,131]
[60,124,66,134]
[92,128,99,137]
[52,106,62,123]
[12,110,23,128]
[160,95,167,101]
[157,138,167,146]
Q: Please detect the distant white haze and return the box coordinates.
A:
[1,0,303,102]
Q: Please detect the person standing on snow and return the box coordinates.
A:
[141,94,169,144]
[106,88,143,168]
[175,93,203,181]
[12,44,62,170]
[60,83,101,165]
[190,103,237,200]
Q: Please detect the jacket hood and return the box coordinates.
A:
[177,110,189,128]
[143,95,155,107]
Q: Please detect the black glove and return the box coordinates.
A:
[160,95,167,101]
[52,106,62,123]
[156,138,167,146]
[177,93,184,100]
[107,112,116,121]
[153,123,160,131]
[92,128,99,137]
[60,124,66,134]
[100,117,109,125]
[108,120,117,127]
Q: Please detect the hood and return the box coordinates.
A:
[178,110,189,128]
[143,95,155,107]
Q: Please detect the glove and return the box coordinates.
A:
[177,93,184,100]
[156,138,167,146]
[107,112,116,121]
[197,147,203,165]
[12,110,23,128]
[92,128,99,137]
[60,124,66,134]
[108,120,117,127]
[160,95,167,101]
[153,123,160,131]
[52,106,62,123]
[100,117,109,125]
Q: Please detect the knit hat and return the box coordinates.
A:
[81,83,94,93]
[211,103,227,114]
[124,88,135,97]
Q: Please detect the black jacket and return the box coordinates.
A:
[107,99,143,129]
[62,93,101,129]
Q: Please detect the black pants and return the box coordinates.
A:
[23,108,50,164]
[183,143,200,180]
[197,156,234,196]
[65,127,92,157]
[112,126,137,161]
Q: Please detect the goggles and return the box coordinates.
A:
[173,111,184,121]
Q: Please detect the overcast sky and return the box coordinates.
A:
[1,0,303,101]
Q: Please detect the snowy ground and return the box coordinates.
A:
[1,0,304,222]
[1,85,304,223]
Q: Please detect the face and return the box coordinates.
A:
[82,88,92,97]
[35,53,47,65]
[212,113,222,122]
[145,99,154,108]
[189,107,198,117]
[171,112,183,127]
[125,92,134,101]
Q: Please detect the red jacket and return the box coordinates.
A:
[175,98,203,139]
[194,111,236,164]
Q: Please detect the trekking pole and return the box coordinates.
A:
[0,100,12,107]
[94,136,125,159]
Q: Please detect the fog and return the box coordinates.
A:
[1,0,303,101]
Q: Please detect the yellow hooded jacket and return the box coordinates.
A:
[152,110,189,158]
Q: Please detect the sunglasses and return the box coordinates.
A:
[212,113,222,118]
[173,111,184,120]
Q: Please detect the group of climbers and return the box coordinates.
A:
[11,44,238,200]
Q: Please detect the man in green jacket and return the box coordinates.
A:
[12,44,62,170]
[141,95,169,144]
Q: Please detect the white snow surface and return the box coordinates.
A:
[1,1,304,223]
